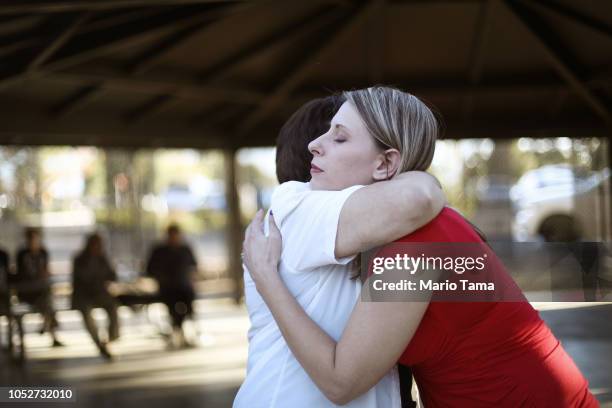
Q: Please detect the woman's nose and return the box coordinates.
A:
[308,136,323,156]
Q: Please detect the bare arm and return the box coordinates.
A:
[244,212,430,405]
[336,171,444,258]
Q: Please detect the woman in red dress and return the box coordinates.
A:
[244,86,598,407]
[393,207,595,407]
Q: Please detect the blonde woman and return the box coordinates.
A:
[244,87,598,407]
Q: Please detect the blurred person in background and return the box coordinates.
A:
[14,227,63,347]
[146,224,198,348]
[71,233,119,360]
[0,246,9,318]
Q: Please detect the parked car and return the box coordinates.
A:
[161,182,226,212]
[162,184,205,211]
[511,165,610,242]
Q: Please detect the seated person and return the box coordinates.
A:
[72,233,119,359]
[146,224,198,348]
[14,228,62,347]
[0,247,9,315]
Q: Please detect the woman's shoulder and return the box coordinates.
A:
[270,181,364,226]
[272,181,362,198]
[270,181,310,226]
[270,181,310,206]
[396,206,482,243]
[273,181,309,196]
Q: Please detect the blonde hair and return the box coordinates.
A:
[342,86,438,173]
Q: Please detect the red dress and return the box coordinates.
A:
[395,207,598,407]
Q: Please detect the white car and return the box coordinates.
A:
[511,165,610,242]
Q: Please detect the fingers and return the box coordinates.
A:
[254,208,264,232]
[243,217,256,255]
[269,213,281,238]
[244,209,267,246]
[244,220,253,243]
[242,209,271,268]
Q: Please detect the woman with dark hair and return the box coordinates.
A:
[243,86,597,407]
[275,95,343,183]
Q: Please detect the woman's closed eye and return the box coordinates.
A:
[333,127,348,143]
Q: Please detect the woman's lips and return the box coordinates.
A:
[310,164,323,174]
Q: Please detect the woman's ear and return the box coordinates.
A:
[372,149,401,181]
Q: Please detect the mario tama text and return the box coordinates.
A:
[369,252,495,294]
[362,242,612,303]
[372,278,494,292]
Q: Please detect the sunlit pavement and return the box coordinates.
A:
[536,302,612,407]
[1,301,611,407]
[1,298,249,407]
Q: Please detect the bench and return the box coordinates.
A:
[0,293,27,363]
[0,289,165,364]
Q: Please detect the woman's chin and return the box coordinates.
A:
[309,178,334,191]
[309,179,324,191]
[310,175,364,191]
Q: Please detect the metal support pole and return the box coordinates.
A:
[224,149,243,303]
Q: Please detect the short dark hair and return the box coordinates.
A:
[275,95,344,183]
[25,227,41,241]
[84,232,103,254]
[167,224,181,235]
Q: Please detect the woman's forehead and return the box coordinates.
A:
[331,102,366,135]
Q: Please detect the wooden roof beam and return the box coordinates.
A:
[0,14,44,36]
[124,22,214,76]
[45,69,265,104]
[0,1,244,15]
[237,0,384,137]
[0,8,160,59]
[462,0,495,120]
[40,68,611,111]
[27,12,92,72]
[122,94,174,123]
[504,0,612,126]
[0,5,231,91]
[125,1,254,75]
[134,3,344,121]
[40,8,193,119]
[50,83,103,117]
[529,0,612,41]
[196,5,343,82]
[0,100,231,149]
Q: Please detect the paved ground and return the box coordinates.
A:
[1,301,611,407]
[537,302,612,406]
[1,298,248,408]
